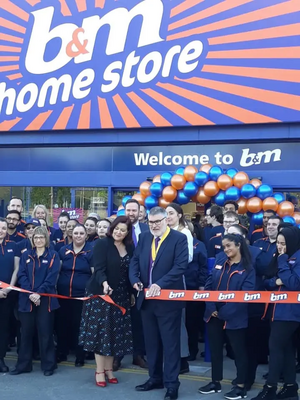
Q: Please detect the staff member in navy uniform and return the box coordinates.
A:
[7,197,26,235]
[253,227,300,400]
[208,205,224,240]
[6,211,26,243]
[17,218,41,256]
[32,205,56,242]
[85,217,99,243]
[52,211,70,243]
[0,217,19,373]
[250,210,276,245]
[208,212,239,258]
[10,227,60,376]
[56,224,93,367]
[130,206,188,400]
[55,219,77,252]
[199,234,255,400]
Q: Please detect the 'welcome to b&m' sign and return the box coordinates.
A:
[0,0,299,131]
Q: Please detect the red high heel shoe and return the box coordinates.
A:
[95,371,106,387]
[105,369,118,384]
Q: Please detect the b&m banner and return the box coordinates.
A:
[0,0,299,131]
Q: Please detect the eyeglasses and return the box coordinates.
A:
[34,236,46,241]
[224,220,237,225]
[148,217,166,227]
[6,218,19,223]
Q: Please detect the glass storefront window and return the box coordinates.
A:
[113,189,138,212]
[75,188,108,219]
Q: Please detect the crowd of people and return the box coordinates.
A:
[0,197,300,400]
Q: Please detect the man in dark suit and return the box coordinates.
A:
[130,206,188,400]
[113,199,149,371]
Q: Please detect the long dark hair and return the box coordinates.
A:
[167,203,186,229]
[107,216,133,246]
[222,234,252,270]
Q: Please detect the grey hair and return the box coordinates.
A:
[32,226,50,248]
[149,207,167,217]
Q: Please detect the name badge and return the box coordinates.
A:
[7,249,13,253]
[26,259,30,264]
[289,260,295,265]
[215,265,222,270]
[65,250,72,255]
[215,245,221,249]
[42,260,48,264]
[216,233,222,237]
[21,248,27,253]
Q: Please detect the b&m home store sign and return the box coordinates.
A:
[0,0,299,131]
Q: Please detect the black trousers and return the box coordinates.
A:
[141,301,182,389]
[186,301,205,356]
[267,320,299,387]
[207,317,247,384]
[56,299,84,360]
[17,299,56,372]
[246,317,270,385]
[0,295,14,359]
[131,300,146,357]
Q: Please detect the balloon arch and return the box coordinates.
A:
[117,164,300,227]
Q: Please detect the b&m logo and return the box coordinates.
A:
[0,0,300,131]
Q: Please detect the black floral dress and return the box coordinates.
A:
[79,255,133,356]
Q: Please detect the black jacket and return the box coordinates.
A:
[87,237,134,295]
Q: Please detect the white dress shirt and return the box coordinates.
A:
[133,221,141,243]
[173,225,193,263]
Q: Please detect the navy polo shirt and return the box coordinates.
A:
[0,240,17,284]
[58,242,93,297]
[208,233,223,258]
[6,230,26,243]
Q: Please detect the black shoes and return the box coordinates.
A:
[10,367,32,375]
[251,385,277,400]
[276,383,298,400]
[44,370,54,377]
[0,359,9,373]
[179,357,189,374]
[135,380,164,391]
[133,355,148,369]
[75,358,84,367]
[224,386,247,400]
[199,381,222,394]
[113,357,121,372]
[165,388,178,400]
[232,378,253,391]
[56,354,67,363]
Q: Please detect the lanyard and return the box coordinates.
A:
[151,226,170,263]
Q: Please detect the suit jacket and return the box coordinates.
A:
[129,229,189,310]
[139,222,149,233]
[87,237,134,295]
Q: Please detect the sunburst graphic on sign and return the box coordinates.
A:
[0,0,300,131]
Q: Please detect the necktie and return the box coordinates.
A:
[155,237,160,250]
[132,226,138,247]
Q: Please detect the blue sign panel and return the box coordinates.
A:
[0,0,300,131]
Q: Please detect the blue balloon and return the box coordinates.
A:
[273,192,285,204]
[252,212,263,226]
[241,184,256,199]
[145,196,159,209]
[150,182,163,198]
[117,209,125,216]
[175,167,185,176]
[227,168,238,179]
[160,172,173,186]
[257,184,273,200]
[183,182,198,197]
[214,191,226,206]
[225,187,241,202]
[195,171,209,187]
[283,216,296,226]
[209,166,223,182]
[298,224,300,229]
[122,195,132,207]
[176,190,190,205]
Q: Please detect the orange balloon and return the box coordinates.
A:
[233,172,249,189]
[204,181,219,197]
[237,198,248,215]
[158,198,170,208]
[277,201,295,218]
[250,178,262,189]
[247,197,263,213]
[217,174,233,191]
[140,181,151,197]
[191,194,198,203]
[132,193,145,206]
[293,213,300,224]
[162,186,177,202]
[171,174,186,190]
[199,164,212,174]
[262,197,278,212]
[184,166,198,182]
[196,188,211,204]
[153,175,161,183]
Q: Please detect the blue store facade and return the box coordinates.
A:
[0,0,299,218]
